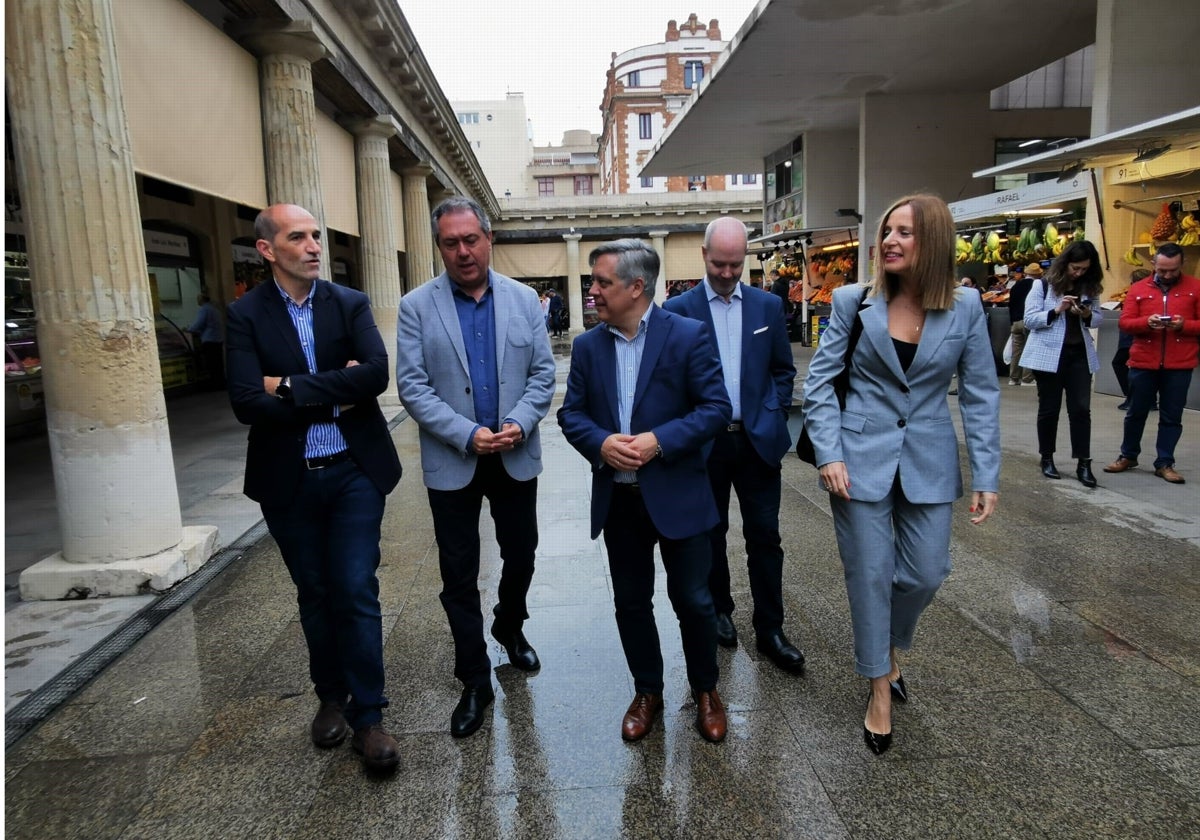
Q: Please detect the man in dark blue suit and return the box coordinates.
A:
[558,239,732,743]
[664,218,804,674]
[227,204,402,773]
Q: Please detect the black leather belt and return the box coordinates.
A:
[725,422,744,432]
[305,450,352,470]
[613,482,641,494]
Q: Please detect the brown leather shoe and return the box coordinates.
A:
[310,700,349,748]
[694,689,727,743]
[351,724,400,772]
[1103,456,1138,473]
[1155,465,1186,484]
[621,692,663,742]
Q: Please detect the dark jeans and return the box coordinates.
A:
[1033,345,1093,459]
[603,484,718,695]
[1111,346,1130,398]
[1121,367,1193,469]
[262,458,387,729]
[427,455,538,687]
[706,428,785,638]
[200,341,225,389]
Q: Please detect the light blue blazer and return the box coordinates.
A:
[1019,278,1103,373]
[801,285,1001,503]
[396,269,557,491]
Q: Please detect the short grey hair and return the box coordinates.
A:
[431,196,492,242]
[588,239,659,297]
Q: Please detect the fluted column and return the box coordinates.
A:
[7,0,215,598]
[649,231,669,305]
[402,165,437,286]
[239,23,331,281]
[563,233,584,334]
[351,117,400,399]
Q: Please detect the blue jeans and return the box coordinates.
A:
[830,477,952,678]
[262,459,388,729]
[603,484,718,694]
[706,428,785,638]
[1121,368,1193,469]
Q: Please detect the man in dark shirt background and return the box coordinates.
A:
[1007,263,1041,385]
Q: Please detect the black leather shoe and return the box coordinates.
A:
[491,621,541,672]
[889,672,908,704]
[310,700,349,748]
[756,631,806,674]
[1076,459,1097,488]
[863,688,893,756]
[715,613,738,648]
[1040,457,1060,479]
[450,684,495,738]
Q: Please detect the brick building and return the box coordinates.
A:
[598,14,760,195]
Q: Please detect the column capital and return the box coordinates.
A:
[232,20,327,63]
[346,115,397,140]
[648,230,670,239]
[402,163,434,178]
[562,232,583,242]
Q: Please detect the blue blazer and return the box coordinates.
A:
[1020,278,1103,373]
[396,269,556,491]
[801,285,1000,503]
[664,281,796,465]
[557,306,732,540]
[226,279,402,507]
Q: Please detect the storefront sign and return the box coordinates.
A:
[231,244,261,263]
[949,180,1087,223]
[143,229,191,258]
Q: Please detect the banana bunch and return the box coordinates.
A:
[1179,212,1200,247]
[1072,224,1086,243]
[970,231,985,262]
[985,231,1003,264]
[955,235,972,264]
[1043,222,1060,247]
[1122,247,1145,267]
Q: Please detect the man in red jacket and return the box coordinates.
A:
[1104,243,1200,483]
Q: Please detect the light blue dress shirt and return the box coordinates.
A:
[605,304,655,484]
[275,282,347,458]
[703,278,742,422]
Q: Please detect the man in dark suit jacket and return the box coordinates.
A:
[226,204,402,773]
[558,239,732,744]
[664,218,804,674]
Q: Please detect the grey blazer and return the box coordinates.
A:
[396,269,556,491]
[801,285,1000,503]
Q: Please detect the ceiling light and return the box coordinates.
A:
[1018,139,1043,148]
[1132,143,1172,163]
[783,160,792,168]
[1016,208,1064,216]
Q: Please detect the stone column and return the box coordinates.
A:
[350,117,400,399]
[238,22,331,281]
[563,233,584,334]
[6,0,216,598]
[402,165,437,286]
[649,231,669,305]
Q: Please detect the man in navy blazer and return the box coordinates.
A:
[558,239,732,744]
[227,204,402,773]
[396,197,556,739]
[664,218,804,674]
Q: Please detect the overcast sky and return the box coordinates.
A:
[400,1,760,146]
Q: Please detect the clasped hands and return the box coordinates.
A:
[472,422,523,455]
[601,432,660,472]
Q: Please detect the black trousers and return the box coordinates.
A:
[427,455,538,687]
[1111,346,1130,398]
[1033,344,1093,459]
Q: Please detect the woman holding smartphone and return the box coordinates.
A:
[1018,240,1105,486]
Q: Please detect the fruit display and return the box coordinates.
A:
[1179,211,1200,246]
[1150,203,1178,241]
[776,263,803,280]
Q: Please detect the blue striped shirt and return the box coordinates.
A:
[606,304,654,484]
[275,282,347,458]
[703,278,743,421]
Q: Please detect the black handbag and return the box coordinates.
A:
[797,288,869,465]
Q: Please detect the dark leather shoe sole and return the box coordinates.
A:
[450,686,495,738]
[756,635,806,675]
[491,622,541,672]
[352,730,400,772]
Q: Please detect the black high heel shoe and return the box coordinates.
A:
[889,671,908,703]
[863,687,893,756]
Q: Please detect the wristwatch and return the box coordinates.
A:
[276,376,293,401]
[655,444,664,460]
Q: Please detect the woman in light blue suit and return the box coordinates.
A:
[802,194,1000,755]
[1018,240,1104,487]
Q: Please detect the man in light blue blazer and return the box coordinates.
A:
[396,197,556,739]
[663,217,804,674]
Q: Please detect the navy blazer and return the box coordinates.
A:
[664,281,796,465]
[226,279,401,507]
[557,306,731,540]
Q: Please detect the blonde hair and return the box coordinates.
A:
[869,193,958,310]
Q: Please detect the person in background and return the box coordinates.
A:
[1006,264,1039,386]
[547,287,565,339]
[769,268,790,313]
[540,290,551,331]
[1019,241,1104,487]
[664,218,804,674]
[1112,269,1153,410]
[1104,243,1200,484]
[396,196,556,738]
[188,293,225,389]
[802,193,1000,756]
[558,238,732,744]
